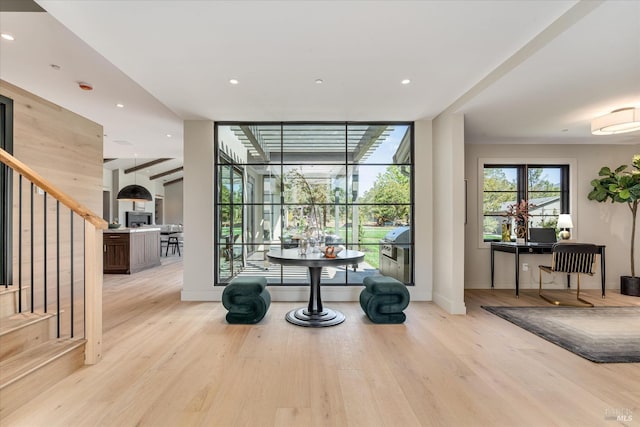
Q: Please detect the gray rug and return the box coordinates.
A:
[482,306,640,363]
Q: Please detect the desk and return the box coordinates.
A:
[490,242,606,297]
[267,248,365,327]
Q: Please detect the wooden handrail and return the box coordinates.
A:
[0,148,107,229]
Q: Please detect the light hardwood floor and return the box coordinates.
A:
[3,257,639,427]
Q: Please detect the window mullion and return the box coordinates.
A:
[519,165,527,202]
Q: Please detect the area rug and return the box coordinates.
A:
[482,306,640,363]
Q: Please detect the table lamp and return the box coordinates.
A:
[557,214,573,240]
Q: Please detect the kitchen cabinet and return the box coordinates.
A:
[104,228,161,274]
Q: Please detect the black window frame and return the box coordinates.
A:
[482,163,570,242]
[1,95,14,287]
[213,121,415,286]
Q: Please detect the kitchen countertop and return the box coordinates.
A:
[104,227,161,233]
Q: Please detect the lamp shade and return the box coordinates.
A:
[557,214,573,229]
[117,184,152,202]
[591,107,640,135]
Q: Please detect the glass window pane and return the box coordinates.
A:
[528,167,561,191]
[353,165,410,205]
[482,192,517,216]
[219,165,231,204]
[220,124,282,164]
[233,169,243,204]
[483,216,504,241]
[349,124,410,165]
[483,167,517,191]
[283,165,341,206]
[283,124,345,163]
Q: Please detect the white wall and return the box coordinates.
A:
[182,120,215,301]
[432,114,467,314]
[413,119,434,301]
[464,143,640,291]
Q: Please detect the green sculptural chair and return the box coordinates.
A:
[360,275,410,324]
[222,277,271,324]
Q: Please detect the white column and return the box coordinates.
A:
[431,113,466,314]
[413,119,434,301]
[181,120,216,301]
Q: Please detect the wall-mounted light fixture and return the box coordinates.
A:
[591,107,640,135]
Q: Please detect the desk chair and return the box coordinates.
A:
[539,243,598,307]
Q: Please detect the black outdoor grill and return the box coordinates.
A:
[379,226,411,282]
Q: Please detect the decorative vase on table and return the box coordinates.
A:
[501,223,512,242]
[515,221,527,244]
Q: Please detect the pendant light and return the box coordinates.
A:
[117,157,152,202]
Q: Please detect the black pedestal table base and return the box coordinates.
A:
[266,248,365,328]
[285,307,345,327]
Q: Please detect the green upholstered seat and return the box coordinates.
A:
[360,275,410,324]
[222,277,271,324]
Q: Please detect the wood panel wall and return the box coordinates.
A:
[1,79,103,317]
[0,79,103,213]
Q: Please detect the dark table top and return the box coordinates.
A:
[267,248,364,268]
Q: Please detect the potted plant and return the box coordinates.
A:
[588,154,640,296]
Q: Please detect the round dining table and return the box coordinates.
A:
[266,247,365,327]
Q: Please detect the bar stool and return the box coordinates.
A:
[166,235,181,256]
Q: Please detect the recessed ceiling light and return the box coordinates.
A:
[229,79,239,85]
[166,133,172,138]
[116,103,124,108]
[401,79,411,85]
[315,78,324,84]
[1,33,15,41]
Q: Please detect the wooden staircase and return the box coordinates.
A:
[0,286,86,417]
[1,148,106,418]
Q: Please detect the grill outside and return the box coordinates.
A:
[379,226,411,282]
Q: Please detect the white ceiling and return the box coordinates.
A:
[0,0,638,164]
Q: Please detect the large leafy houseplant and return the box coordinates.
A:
[588,155,640,295]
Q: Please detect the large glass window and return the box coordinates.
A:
[215,123,414,286]
[483,164,569,242]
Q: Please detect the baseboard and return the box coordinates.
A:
[433,291,466,315]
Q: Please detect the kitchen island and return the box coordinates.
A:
[103,227,161,274]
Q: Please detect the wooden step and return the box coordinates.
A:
[0,286,32,319]
[0,312,55,360]
[0,339,85,418]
